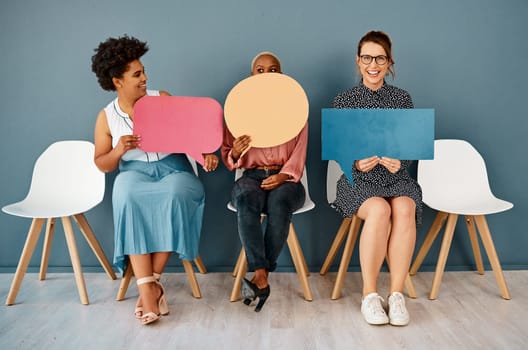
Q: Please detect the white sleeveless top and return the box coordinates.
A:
[104,90,170,162]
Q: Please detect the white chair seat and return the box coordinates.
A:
[424,196,513,216]
[3,200,98,219]
[227,193,315,215]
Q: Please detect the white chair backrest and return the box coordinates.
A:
[418,139,495,203]
[25,140,104,215]
[186,154,198,176]
[326,160,343,204]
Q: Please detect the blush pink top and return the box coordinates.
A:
[221,123,308,182]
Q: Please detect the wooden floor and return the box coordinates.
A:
[1,270,527,350]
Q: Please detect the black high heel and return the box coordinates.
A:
[241,278,271,312]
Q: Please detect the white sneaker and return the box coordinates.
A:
[361,292,389,325]
[388,291,410,326]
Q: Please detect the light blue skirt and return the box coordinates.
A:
[112,154,204,273]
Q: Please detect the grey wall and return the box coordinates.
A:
[1,0,527,272]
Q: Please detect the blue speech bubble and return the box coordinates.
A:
[322,108,434,183]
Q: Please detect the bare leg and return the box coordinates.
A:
[130,254,160,316]
[357,197,391,296]
[251,268,268,289]
[134,252,171,314]
[387,197,416,294]
[152,252,171,275]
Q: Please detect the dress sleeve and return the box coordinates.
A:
[221,126,240,171]
[280,123,308,182]
[401,91,414,109]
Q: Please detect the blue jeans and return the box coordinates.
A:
[232,168,305,272]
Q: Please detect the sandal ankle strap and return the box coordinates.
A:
[153,272,161,281]
[136,276,157,286]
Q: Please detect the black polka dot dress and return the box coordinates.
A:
[331,81,423,224]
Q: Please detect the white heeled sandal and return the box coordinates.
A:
[135,272,168,319]
[154,273,169,316]
[136,275,168,325]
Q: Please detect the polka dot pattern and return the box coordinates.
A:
[330,82,423,224]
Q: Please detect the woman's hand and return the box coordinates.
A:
[202,153,219,172]
[260,173,290,190]
[116,135,141,155]
[354,156,380,172]
[379,157,401,174]
[232,135,251,161]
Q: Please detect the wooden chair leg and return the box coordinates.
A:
[230,249,247,301]
[410,211,449,275]
[73,213,116,280]
[194,256,207,274]
[61,216,89,305]
[116,262,134,301]
[288,223,310,276]
[39,218,57,281]
[465,215,484,274]
[320,217,352,275]
[232,249,245,277]
[474,215,511,300]
[404,274,417,298]
[331,215,361,300]
[6,218,46,306]
[182,260,201,298]
[287,225,313,301]
[429,213,458,300]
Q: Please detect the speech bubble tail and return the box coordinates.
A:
[188,151,206,167]
[338,161,355,185]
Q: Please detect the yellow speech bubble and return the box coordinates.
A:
[224,73,309,147]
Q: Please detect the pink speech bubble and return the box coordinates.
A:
[133,96,223,165]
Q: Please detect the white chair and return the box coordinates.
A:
[319,160,417,299]
[115,156,207,300]
[2,140,116,305]
[228,168,314,301]
[410,139,513,300]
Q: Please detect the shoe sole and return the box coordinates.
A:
[389,319,409,326]
[363,316,389,325]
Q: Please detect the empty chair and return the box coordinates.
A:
[2,140,116,305]
[320,160,417,299]
[228,168,314,302]
[410,139,513,300]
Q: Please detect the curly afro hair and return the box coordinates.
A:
[91,35,149,91]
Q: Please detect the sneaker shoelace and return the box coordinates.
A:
[366,295,386,316]
[389,293,405,314]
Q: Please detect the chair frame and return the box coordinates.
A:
[319,160,416,300]
[115,155,208,300]
[228,168,314,302]
[410,210,511,300]
[6,215,117,306]
[116,257,207,300]
[4,140,117,306]
[319,214,417,300]
[409,139,511,300]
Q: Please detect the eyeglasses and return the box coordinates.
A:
[359,55,388,65]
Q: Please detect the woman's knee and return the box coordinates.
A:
[358,197,392,221]
[267,183,305,214]
[391,197,416,220]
